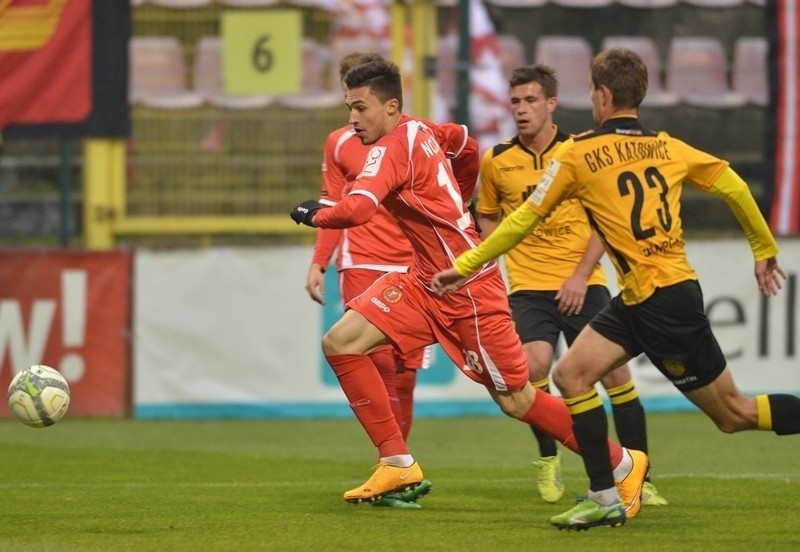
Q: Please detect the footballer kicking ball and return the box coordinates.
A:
[7,365,71,428]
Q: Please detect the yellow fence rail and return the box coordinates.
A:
[79,1,437,249]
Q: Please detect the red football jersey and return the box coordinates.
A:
[315,116,493,285]
[312,121,477,275]
[312,125,412,271]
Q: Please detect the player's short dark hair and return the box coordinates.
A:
[508,64,558,98]
[343,59,404,111]
[591,48,648,109]
[338,52,384,81]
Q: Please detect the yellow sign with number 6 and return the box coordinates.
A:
[222,10,301,95]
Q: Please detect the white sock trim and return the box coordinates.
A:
[588,488,621,506]
[612,447,632,480]
[381,454,414,467]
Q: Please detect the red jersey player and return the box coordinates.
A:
[305,52,478,508]
[308,122,476,426]
[290,59,647,517]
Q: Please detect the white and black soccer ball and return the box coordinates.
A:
[7,365,71,428]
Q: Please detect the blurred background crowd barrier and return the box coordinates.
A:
[0,0,796,419]
[0,0,786,248]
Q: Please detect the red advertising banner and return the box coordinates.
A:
[0,0,92,130]
[0,250,131,417]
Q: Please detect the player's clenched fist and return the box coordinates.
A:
[430,268,468,295]
[290,200,322,226]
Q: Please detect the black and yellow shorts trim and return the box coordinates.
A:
[589,280,726,392]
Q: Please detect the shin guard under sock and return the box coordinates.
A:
[607,383,650,481]
[529,380,558,457]
[572,404,615,492]
[369,348,405,434]
[757,394,800,435]
[523,388,623,468]
[395,369,417,441]
[610,399,648,454]
[326,353,407,457]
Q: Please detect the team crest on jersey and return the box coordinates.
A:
[359,146,387,178]
[530,159,561,205]
[382,285,403,303]
[662,359,686,378]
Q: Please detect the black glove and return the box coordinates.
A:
[290,200,322,226]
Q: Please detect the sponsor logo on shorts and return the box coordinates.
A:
[382,285,403,303]
[662,359,686,378]
[370,296,391,313]
[673,375,698,386]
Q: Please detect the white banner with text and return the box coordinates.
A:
[133,241,800,419]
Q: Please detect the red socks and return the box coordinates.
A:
[326,353,407,457]
[395,369,417,441]
[368,348,405,436]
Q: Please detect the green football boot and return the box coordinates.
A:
[550,499,626,531]
[371,479,432,509]
[532,452,565,503]
[642,481,668,506]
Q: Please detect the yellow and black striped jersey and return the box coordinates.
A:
[527,116,730,305]
[476,128,606,293]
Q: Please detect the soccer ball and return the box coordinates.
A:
[7,365,71,428]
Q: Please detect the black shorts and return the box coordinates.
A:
[589,280,726,392]
[508,285,611,349]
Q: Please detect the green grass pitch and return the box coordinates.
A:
[0,412,797,551]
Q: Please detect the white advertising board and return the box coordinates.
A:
[133,241,800,419]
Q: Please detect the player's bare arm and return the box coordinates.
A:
[305,263,326,305]
[556,232,605,316]
[430,268,469,295]
[755,257,786,297]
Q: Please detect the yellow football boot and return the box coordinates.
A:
[343,461,424,504]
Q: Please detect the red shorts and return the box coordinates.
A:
[393,344,433,371]
[340,268,430,369]
[346,269,529,391]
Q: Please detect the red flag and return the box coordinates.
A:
[770,0,800,235]
[0,0,92,130]
[465,0,513,151]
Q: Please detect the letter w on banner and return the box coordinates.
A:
[0,251,132,417]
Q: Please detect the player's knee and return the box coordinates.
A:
[527,362,551,384]
[553,362,603,397]
[321,329,346,355]
[599,365,632,389]
[322,327,372,356]
[498,402,527,420]
[550,367,566,392]
[493,388,531,419]
[551,365,583,395]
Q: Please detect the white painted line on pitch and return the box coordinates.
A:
[0,472,797,490]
